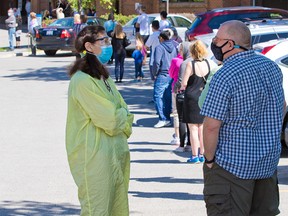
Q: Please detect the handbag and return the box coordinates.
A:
[176,91,185,103]
[123,36,131,47]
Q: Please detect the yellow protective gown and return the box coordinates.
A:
[66,71,133,216]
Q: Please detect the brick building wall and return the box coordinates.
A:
[223,0,251,7]
[207,0,223,10]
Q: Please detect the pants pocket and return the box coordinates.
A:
[204,184,231,216]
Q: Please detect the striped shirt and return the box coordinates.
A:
[201,50,284,179]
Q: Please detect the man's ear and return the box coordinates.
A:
[228,40,235,49]
[84,42,92,52]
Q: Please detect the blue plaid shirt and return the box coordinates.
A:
[201,50,284,179]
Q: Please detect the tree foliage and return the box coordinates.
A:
[67,0,114,13]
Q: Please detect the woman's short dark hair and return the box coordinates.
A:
[68,25,109,79]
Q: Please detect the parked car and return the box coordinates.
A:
[195,24,288,58]
[35,17,106,56]
[262,40,288,147]
[123,13,192,52]
[185,6,288,41]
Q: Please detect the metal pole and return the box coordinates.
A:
[167,0,169,13]
[252,0,255,6]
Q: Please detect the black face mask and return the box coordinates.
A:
[211,40,249,61]
[210,40,230,62]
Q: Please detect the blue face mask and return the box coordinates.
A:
[96,45,113,64]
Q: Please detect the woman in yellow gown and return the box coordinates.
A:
[66,25,133,216]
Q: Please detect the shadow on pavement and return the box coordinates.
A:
[2,66,69,81]
[130,148,172,153]
[131,159,182,164]
[129,191,203,201]
[0,200,80,215]
[134,117,162,128]
[130,176,203,184]
[128,141,172,146]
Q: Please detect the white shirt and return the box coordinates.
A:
[145,30,160,66]
[159,19,171,31]
[137,13,149,36]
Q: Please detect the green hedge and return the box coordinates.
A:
[100,13,137,25]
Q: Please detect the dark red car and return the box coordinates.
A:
[185,6,288,41]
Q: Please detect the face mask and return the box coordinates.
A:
[8,12,12,16]
[96,45,113,64]
[210,41,229,62]
[211,40,249,61]
[87,45,113,64]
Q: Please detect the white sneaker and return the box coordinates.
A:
[184,145,192,152]
[164,121,171,126]
[170,137,180,145]
[154,120,171,128]
[174,147,185,152]
[154,120,167,128]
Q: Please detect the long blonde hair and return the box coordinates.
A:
[114,23,125,39]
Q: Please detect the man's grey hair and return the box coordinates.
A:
[221,20,251,48]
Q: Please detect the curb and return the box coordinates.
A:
[0,50,47,58]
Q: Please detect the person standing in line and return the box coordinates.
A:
[5,8,16,51]
[135,33,147,70]
[153,30,177,128]
[66,25,133,216]
[201,20,286,215]
[104,13,117,64]
[174,41,193,152]
[56,7,65,19]
[25,0,31,15]
[73,13,82,35]
[15,14,22,48]
[28,12,39,56]
[168,43,184,145]
[145,20,161,81]
[159,11,171,31]
[181,40,211,163]
[104,13,116,37]
[111,24,127,83]
[135,4,150,43]
[132,43,144,81]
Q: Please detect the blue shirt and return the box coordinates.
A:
[104,20,116,33]
[132,50,143,64]
[201,50,284,179]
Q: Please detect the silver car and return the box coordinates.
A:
[123,13,192,53]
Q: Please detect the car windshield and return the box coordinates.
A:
[188,16,202,30]
[49,18,74,27]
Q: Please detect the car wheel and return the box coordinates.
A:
[44,50,57,56]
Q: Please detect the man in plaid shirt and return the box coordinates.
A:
[201,20,286,215]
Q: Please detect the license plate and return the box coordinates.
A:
[46,30,54,36]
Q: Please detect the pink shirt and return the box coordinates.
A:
[169,54,183,90]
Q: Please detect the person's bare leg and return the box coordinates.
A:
[188,123,200,156]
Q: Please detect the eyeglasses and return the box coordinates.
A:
[96,36,111,46]
[212,36,232,43]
